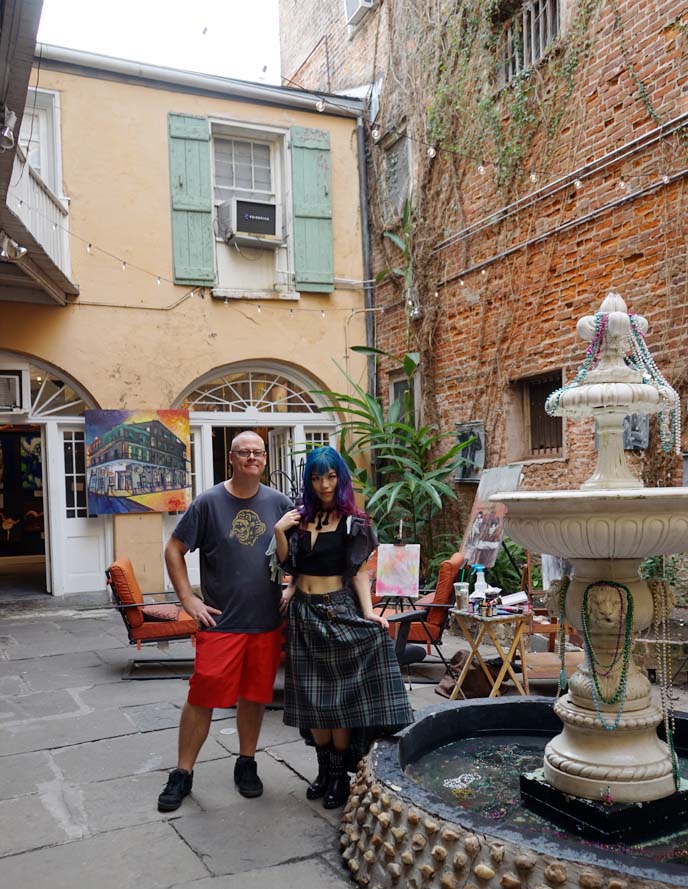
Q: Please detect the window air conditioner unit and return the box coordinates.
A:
[344,0,374,27]
[0,371,25,412]
[217,199,283,250]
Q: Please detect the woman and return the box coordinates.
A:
[274,446,413,809]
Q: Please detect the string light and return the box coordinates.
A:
[427,146,437,158]
[316,99,325,113]
[619,177,627,190]
[478,161,486,175]
[459,279,465,286]
[574,178,582,190]
[372,127,381,141]
[156,276,161,285]
[257,304,262,313]
[121,261,127,271]
[481,268,487,276]
[87,243,93,253]
[529,170,537,183]
[662,173,670,184]
[321,309,325,317]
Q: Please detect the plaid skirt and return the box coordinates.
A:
[283,587,413,763]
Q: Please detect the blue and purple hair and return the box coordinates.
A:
[300,446,367,524]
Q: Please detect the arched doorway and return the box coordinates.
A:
[0,352,110,598]
[167,360,337,589]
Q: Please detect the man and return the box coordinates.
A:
[157,431,292,811]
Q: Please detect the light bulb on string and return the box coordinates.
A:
[481,269,487,276]
[52,223,57,231]
[257,304,262,313]
[156,276,161,285]
[459,279,465,286]
[121,261,127,271]
[529,170,537,183]
[478,161,486,176]
[224,296,229,305]
[372,127,381,142]
[321,309,325,318]
[662,173,670,184]
[87,243,93,254]
[574,178,582,190]
[316,99,325,113]
[619,177,626,190]
[427,145,437,158]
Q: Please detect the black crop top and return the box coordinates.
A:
[293,517,348,576]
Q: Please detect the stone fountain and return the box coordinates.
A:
[494,292,687,815]
[339,293,688,889]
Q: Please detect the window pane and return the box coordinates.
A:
[233,140,253,189]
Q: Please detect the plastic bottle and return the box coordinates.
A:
[471,564,488,598]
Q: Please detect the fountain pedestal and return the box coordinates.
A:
[493,293,685,810]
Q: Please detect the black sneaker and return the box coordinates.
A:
[234,756,263,798]
[157,768,193,812]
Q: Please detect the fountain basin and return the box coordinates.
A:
[493,488,688,559]
[340,698,688,889]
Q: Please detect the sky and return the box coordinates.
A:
[36,0,282,85]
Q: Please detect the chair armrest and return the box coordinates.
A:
[386,609,430,624]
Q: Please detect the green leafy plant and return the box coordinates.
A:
[486,537,542,593]
[315,346,470,578]
[639,555,679,585]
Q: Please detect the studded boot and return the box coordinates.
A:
[323,747,350,809]
[306,743,331,800]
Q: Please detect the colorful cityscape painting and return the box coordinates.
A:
[85,410,191,515]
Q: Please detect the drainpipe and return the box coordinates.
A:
[356,117,375,398]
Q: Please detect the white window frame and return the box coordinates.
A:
[210,118,285,235]
[19,88,64,198]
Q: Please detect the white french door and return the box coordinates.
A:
[45,423,111,595]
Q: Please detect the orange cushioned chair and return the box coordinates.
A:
[107,556,198,679]
[405,551,465,655]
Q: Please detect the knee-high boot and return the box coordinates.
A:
[306,743,330,800]
[323,748,350,809]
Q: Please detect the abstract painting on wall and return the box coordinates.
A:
[85,410,191,515]
[376,543,421,599]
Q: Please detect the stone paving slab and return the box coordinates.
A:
[52,726,229,783]
[79,770,204,834]
[0,707,138,755]
[168,856,352,889]
[0,649,104,675]
[0,793,72,856]
[0,688,82,721]
[77,677,190,709]
[121,700,184,732]
[1,627,124,659]
[12,664,118,692]
[0,821,209,889]
[172,796,337,876]
[0,749,55,799]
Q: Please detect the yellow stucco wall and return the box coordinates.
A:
[0,64,369,406]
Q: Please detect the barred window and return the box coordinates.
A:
[526,372,562,457]
[498,0,561,86]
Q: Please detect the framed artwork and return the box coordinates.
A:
[459,465,522,568]
[85,409,191,515]
[455,421,486,483]
[20,434,42,490]
[375,543,421,598]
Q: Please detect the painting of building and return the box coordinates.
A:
[85,410,190,514]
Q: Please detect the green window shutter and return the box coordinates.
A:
[168,113,215,285]
[290,126,334,293]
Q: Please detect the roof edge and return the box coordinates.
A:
[35,43,365,118]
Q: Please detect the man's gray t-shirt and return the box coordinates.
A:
[172,483,292,633]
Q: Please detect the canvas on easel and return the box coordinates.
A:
[375,543,421,598]
[460,465,523,568]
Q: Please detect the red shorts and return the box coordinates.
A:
[187,626,283,709]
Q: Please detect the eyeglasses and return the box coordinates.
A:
[232,448,266,458]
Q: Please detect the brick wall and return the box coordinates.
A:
[280,0,688,514]
[279,0,385,92]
